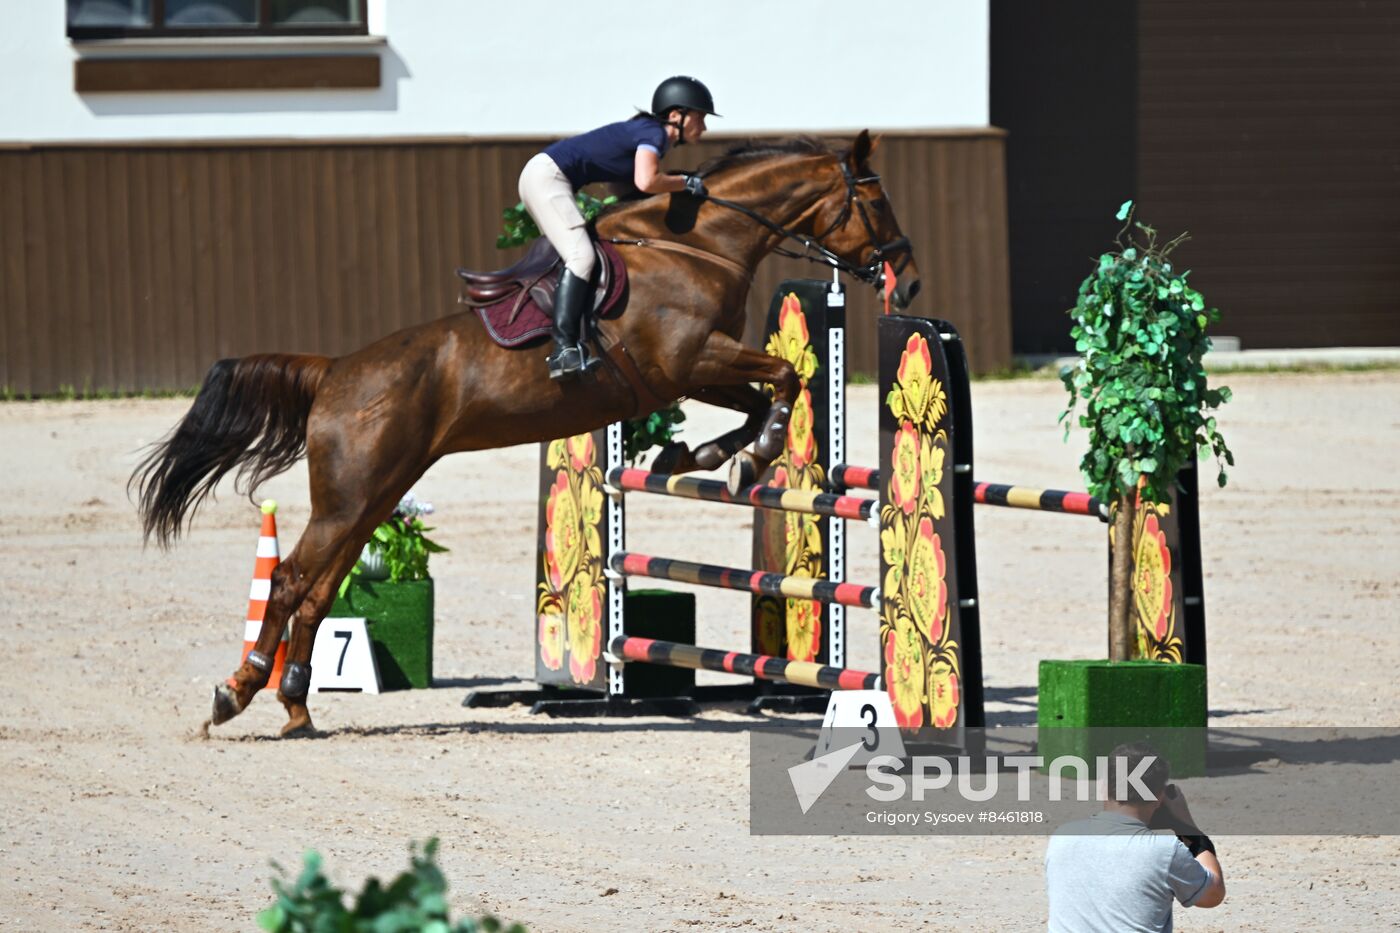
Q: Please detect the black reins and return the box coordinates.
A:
[699,160,912,288]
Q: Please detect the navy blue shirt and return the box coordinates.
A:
[544,116,669,189]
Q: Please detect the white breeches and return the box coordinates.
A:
[518,153,595,280]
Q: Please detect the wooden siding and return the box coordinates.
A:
[0,132,1010,395]
[993,0,1400,353]
[75,54,382,93]
[991,0,1138,355]
[1137,0,1400,349]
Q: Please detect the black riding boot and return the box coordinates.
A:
[545,268,600,380]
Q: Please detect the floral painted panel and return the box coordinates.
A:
[535,430,609,688]
[752,282,835,664]
[877,315,985,743]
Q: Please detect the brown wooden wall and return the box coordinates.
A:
[993,0,1400,353]
[0,131,1010,395]
[1136,0,1400,349]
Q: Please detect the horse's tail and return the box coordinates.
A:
[130,353,332,548]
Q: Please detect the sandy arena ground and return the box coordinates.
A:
[2,369,1398,931]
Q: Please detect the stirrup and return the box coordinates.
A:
[579,344,601,374]
[548,345,595,380]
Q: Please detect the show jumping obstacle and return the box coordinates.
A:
[836,469,1108,521]
[607,467,876,522]
[609,552,878,609]
[609,636,880,692]
[469,278,1206,748]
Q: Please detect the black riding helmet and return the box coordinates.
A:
[651,76,720,117]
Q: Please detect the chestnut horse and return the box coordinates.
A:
[132,130,920,736]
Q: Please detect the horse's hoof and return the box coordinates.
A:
[650,442,689,474]
[210,682,245,726]
[728,452,758,494]
[279,713,316,738]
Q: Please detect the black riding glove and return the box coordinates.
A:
[682,174,708,198]
[1179,833,1216,857]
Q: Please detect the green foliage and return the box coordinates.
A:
[365,514,448,583]
[495,192,617,249]
[257,839,526,933]
[1060,201,1234,504]
[340,493,447,597]
[624,401,687,463]
[497,190,685,461]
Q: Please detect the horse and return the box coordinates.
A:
[131,129,921,736]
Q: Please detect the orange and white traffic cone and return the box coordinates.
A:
[242,499,287,690]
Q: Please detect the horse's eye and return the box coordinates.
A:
[869,199,887,212]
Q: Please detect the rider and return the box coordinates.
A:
[518,76,717,380]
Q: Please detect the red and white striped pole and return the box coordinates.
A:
[242,499,287,690]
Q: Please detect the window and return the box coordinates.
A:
[67,0,368,39]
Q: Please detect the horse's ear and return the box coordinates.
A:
[850,129,874,170]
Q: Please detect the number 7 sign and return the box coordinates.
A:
[308,617,382,693]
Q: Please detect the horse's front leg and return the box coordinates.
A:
[649,384,771,475]
[682,332,801,493]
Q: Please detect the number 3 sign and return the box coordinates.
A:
[814,690,906,765]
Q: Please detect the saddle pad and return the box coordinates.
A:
[474,240,629,348]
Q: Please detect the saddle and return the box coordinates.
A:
[456,238,628,348]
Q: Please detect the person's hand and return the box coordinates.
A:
[682,174,707,198]
[1153,784,1201,834]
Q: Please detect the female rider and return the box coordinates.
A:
[518,75,717,380]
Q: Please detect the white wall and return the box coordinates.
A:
[1,0,988,144]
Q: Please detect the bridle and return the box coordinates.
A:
[700,159,913,288]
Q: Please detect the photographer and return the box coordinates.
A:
[1044,742,1225,931]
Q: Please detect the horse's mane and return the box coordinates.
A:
[596,136,847,223]
[695,136,843,178]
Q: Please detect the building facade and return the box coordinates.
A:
[1,1,1011,394]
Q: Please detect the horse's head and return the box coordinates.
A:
[646,133,922,308]
[809,130,921,310]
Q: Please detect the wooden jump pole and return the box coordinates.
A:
[608,636,880,692]
[609,552,878,609]
[606,467,875,523]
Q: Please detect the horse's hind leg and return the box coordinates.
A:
[682,332,801,492]
[209,397,432,733]
[208,513,355,729]
[210,532,323,727]
[270,461,427,736]
[271,518,378,736]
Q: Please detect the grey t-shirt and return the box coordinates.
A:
[1044,810,1213,933]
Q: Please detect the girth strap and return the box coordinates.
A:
[595,321,672,419]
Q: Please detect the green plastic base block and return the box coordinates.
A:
[329,578,433,690]
[1038,659,1207,777]
[623,589,696,697]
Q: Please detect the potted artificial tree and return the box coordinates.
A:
[330,492,446,690]
[1038,202,1233,771]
